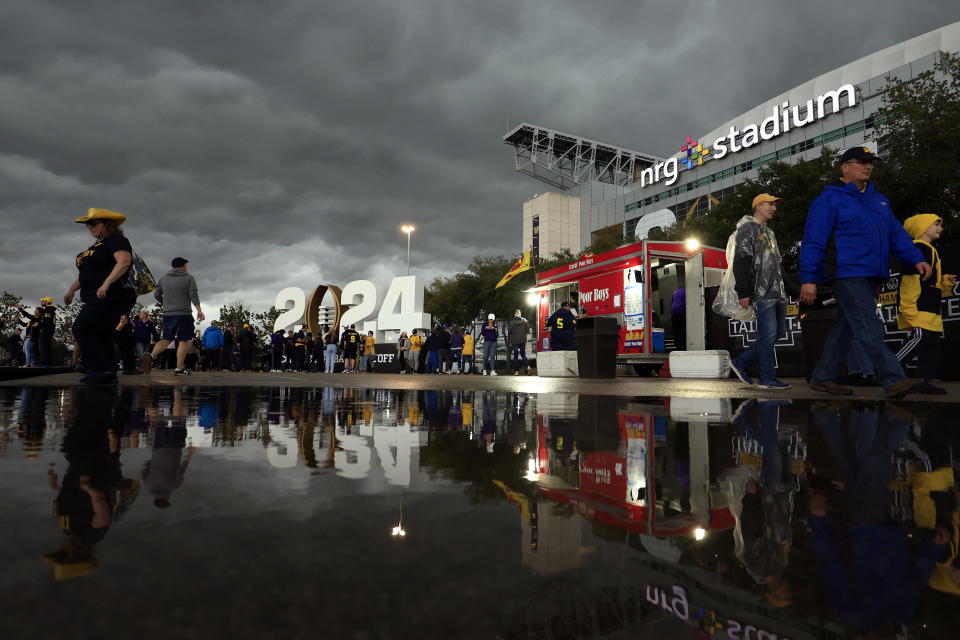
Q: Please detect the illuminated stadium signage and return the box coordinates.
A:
[638,84,857,190]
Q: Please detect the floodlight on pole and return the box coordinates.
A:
[401,225,415,275]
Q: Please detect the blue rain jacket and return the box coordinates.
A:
[799,181,924,284]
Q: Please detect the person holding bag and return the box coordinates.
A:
[727,194,790,390]
[65,208,133,384]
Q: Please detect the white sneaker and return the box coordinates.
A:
[483,370,488,376]
[491,371,498,376]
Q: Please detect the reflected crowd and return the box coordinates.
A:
[1,386,959,638]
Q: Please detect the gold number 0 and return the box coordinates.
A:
[304,284,346,336]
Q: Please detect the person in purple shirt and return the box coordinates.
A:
[449,327,464,373]
[671,287,686,350]
[270,330,286,372]
[132,311,158,363]
[481,314,499,375]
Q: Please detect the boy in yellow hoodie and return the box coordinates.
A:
[896,214,957,394]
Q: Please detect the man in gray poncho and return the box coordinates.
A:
[729,194,790,390]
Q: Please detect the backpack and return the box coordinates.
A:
[124,250,157,296]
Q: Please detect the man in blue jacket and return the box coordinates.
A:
[200,321,224,371]
[799,147,931,399]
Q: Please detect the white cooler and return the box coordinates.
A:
[668,350,731,379]
[669,397,733,421]
[536,351,579,377]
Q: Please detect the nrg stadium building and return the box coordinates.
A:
[504,21,960,257]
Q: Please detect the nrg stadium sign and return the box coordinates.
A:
[639,84,857,189]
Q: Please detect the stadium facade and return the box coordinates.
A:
[504,21,960,257]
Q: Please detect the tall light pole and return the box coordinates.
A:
[401,225,415,275]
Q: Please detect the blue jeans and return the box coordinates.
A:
[812,403,907,524]
[325,344,338,372]
[512,343,529,371]
[845,338,874,375]
[811,278,905,390]
[482,341,497,372]
[735,298,786,383]
[24,338,35,366]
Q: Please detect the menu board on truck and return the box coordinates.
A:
[623,268,644,341]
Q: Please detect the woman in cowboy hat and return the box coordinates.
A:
[64,208,133,383]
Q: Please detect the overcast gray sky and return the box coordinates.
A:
[2,0,958,322]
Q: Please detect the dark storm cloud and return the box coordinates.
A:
[2,0,958,318]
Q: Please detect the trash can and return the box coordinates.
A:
[576,316,619,378]
[800,308,836,379]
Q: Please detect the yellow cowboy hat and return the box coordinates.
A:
[74,208,126,225]
[42,554,98,581]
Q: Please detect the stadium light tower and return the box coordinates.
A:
[401,225,415,275]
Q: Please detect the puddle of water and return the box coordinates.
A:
[1,386,958,639]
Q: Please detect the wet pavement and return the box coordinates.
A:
[1,385,959,639]
[7,369,960,403]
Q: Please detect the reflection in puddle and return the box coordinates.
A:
[0,386,958,638]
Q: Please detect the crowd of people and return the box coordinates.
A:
[0,205,545,380]
[3,147,955,390]
[726,146,955,397]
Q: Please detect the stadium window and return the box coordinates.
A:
[823,128,844,143]
[844,121,865,135]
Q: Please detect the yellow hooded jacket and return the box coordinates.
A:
[898,214,952,332]
[913,467,960,596]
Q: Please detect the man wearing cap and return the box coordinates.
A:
[546,301,577,351]
[142,258,205,375]
[508,309,531,375]
[728,194,791,390]
[481,314,499,375]
[35,297,58,366]
[799,146,932,399]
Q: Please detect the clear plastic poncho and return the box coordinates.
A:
[713,215,757,322]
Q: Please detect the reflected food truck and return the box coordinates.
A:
[531,240,727,372]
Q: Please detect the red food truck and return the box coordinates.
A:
[530,240,727,372]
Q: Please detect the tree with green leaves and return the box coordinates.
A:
[0,291,24,338]
[54,303,83,347]
[872,52,960,254]
[251,307,283,343]
[215,301,279,345]
[425,272,482,328]
[218,301,253,331]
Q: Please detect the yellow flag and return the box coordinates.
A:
[495,251,532,289]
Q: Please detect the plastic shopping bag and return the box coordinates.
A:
[712,216,756,322]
